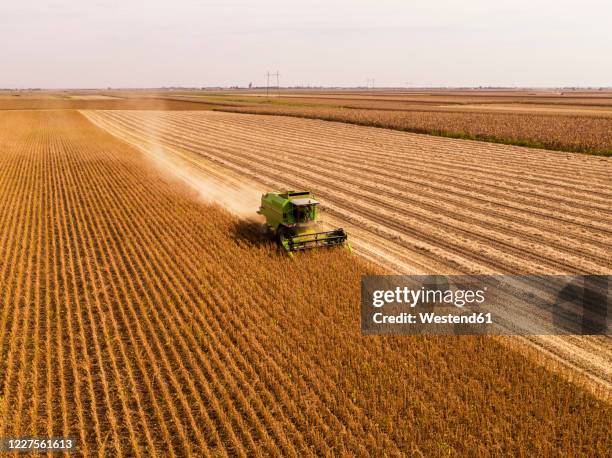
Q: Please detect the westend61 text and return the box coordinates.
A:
[372,311,493,325]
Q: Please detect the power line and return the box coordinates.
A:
[265,70,280,97]
[275,70,280,96]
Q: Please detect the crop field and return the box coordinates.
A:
[85,110,611,275]
[0,107,610,456]
[168,89,612,107]
[0,108,609,455]
[0,93,217,111]
[3,0,612,449]
[5,89,612,154]
[157,89,612,154]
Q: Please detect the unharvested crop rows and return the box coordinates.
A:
[84,109,612,391]
[0,111,389,455]
[0,110,610,456]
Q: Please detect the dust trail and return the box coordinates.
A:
[141,139,262,217]
[82,109,263,218]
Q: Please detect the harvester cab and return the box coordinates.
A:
[257,190,350,254]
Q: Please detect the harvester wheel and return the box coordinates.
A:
[277,226,291,244]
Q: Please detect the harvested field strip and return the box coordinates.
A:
[148,111,612,208]
[212,104,612,155]
[199,114,612,193]
[104,110,612,217]
[91,111,604,217]
[175,108,612,180]
[0,110,610,455]
[0,98,220,111]
[138,113,610,268]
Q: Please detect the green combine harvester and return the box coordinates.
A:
[257,190,350,254]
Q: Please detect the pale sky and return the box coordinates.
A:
[1,0,610,88]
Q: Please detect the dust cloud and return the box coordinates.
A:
[87,108,263,218]
[145,140,262,218]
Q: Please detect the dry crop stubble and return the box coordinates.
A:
[0,110,609,456]
[213,104,612,155]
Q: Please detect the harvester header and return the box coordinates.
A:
[257,190,350,254]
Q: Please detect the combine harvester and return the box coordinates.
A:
[258,190,351,255]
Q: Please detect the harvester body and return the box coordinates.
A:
[257,191,349,253]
